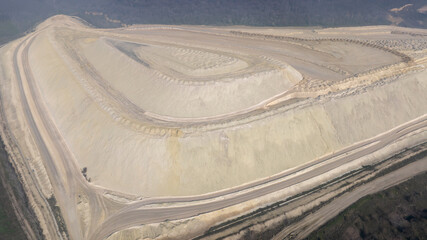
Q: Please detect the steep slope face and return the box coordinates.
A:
[1,16,426,198]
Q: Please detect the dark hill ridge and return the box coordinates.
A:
[0,0,426,43]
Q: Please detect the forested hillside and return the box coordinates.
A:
[1,0,426,44]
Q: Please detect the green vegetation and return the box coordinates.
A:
[81,167,91,182]
[0,21,19,44]
[0,137,44,240]
[0,142,27,240]
[308,172,427,240]
[0,14,20,45]
[47,196,69,238]
[196,143,427,240]
[1,0,426,45]
[0,184,27,240]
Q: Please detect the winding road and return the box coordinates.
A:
[8,22,427,240]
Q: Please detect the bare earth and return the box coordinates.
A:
[0,15,426,240]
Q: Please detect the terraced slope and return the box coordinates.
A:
[0,15,425,240]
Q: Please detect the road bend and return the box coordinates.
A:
[14,33,105,239]
[10,28,427,240]
[91,115,426,240]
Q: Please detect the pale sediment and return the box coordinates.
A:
[0,15,426,240]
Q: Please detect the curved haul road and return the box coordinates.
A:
[90,116,427,239]
[10,27,427,240]
[14,33,102,239]
[272,156,427,240]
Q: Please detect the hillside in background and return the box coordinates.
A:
[0,0,426,43]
